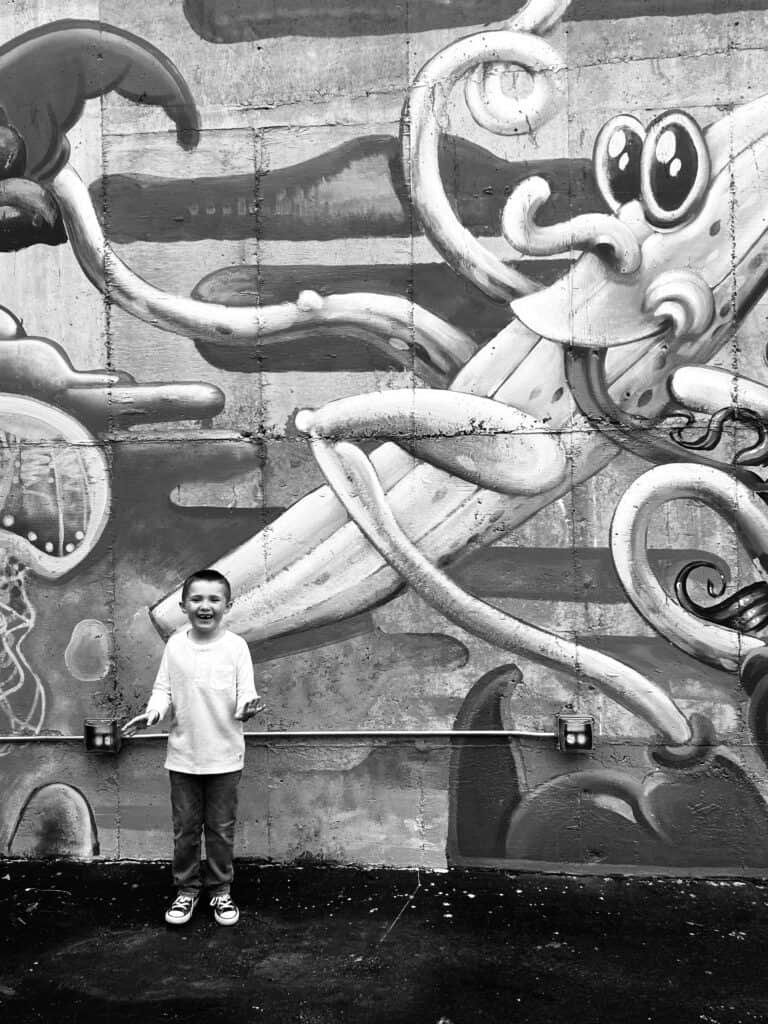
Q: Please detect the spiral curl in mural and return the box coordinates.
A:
[674,562,768,635]
[611,464,768,672]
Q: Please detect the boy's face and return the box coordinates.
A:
[180,580,232,636]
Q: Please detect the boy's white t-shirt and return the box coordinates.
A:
[146,628,259,774]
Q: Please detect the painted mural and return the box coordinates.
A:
[3,0,768,872]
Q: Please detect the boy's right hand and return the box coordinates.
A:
[122,710,160,737]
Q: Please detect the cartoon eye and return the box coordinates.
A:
[640,111,710,227]
[593,114,645,213]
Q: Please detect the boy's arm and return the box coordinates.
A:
[146,645,172,722]
[234,638,261,720]
[123,647,171,736]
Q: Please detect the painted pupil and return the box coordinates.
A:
[606,126,642,204]
[650,123,698,212]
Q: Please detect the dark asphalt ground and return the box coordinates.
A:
[2,861,768,1024]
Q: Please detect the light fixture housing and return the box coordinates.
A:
[83,719,122,754]
[555,713,594,752]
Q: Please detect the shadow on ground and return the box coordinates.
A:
[1,861,768,1023]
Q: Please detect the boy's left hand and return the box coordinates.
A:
[235,699,266,722]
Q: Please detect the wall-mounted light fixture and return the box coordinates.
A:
[555,713,594,752]
[83,719,122,754]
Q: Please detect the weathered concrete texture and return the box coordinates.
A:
[2,862,768,1024]
[8,0,768,878]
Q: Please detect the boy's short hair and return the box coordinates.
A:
[180,569,232,603]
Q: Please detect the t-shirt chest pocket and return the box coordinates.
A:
[187,646,236,692]
[209,665,235,691]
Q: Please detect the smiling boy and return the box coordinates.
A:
[124,569,263,927]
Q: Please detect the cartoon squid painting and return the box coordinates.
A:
[3,0,768,870]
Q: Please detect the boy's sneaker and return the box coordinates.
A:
[210,893,240,926]
[165,892,199,925]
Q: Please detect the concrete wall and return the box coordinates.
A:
[3,0,768,874]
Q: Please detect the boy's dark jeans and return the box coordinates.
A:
[169,770,241,896]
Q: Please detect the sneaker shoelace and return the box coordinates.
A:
[172,895,195,911]
[212,895,236,911]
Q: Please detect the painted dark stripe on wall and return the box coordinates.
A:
[94,135,599,244]
[565,0,768,18]
[251,612,377,663]
[253,620,469,666]
[184,0,526,42]
[191,261,569,372]
[451,547,731,603]
[588,636,736,693]
[182,0,768,42]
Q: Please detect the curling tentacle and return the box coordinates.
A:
[670,367,768,465]
[501,176,641,271]
[296,389,567,496]
[49,165,476,387]
[407,30,566,301]
[674,561,768,633]
[308,436,692,747]
[610,464,768,671]
[465,1,572,134]
[563,346,763,484]
[505,0,573,34]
